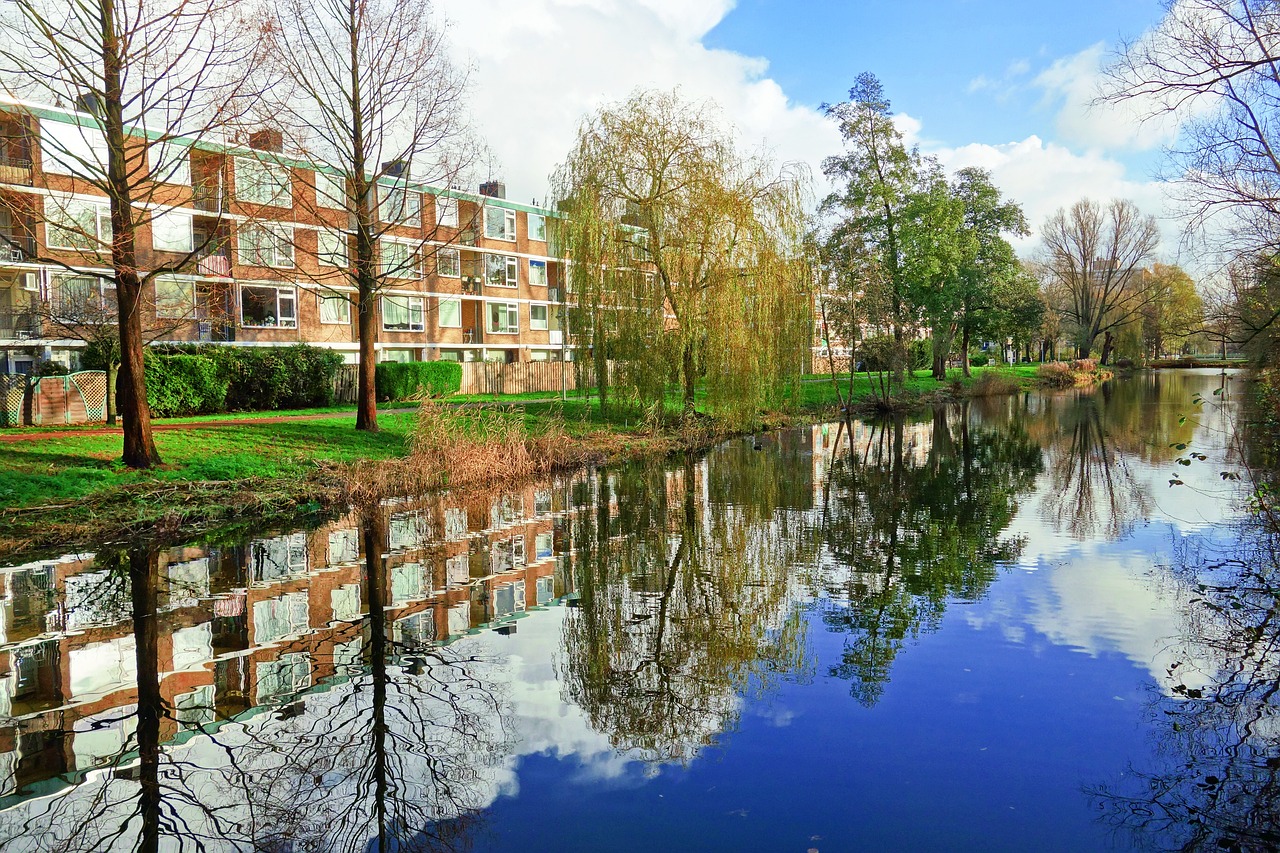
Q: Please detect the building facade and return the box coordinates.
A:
[0,97,568,375]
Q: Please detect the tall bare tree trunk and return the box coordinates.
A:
[101,0,158,467]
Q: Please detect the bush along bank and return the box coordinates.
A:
[145,344,345,416]
[375,361,462,401]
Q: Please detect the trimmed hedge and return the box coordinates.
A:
[145,354,229,417]
[375,361,462,401]
[150,344,344,411]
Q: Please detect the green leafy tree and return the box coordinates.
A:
[552,90,812,425]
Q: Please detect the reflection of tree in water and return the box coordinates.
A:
[560,456,812,765]
[1,510,507,852]
[813,404,1042,706]
[1089,513,1280,852]
[1037,376,1198,541]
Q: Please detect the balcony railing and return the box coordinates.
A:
[2,235,38,264]
[193,182,225,213]
[0,153,34,186]
[0,309,40,340]
[196,250,232,278]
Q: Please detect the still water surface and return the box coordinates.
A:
[0,369,1274,852]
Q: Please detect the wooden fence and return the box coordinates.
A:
[459,361,580,396]
[332,364,359,404]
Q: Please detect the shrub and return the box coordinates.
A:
[150,343,344,411]
[967,371,1019,397]
[375,361,463,401]
[970,353,990,368]
[145,354,229,417]
[1038,361,1077,388]
[1072,358,1098,374]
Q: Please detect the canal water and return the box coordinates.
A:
[0,369,1275,852]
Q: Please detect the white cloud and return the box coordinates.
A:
[442,0,838,204]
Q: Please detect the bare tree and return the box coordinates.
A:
[0,0,260,466]
[1104,0,1280,257]
[1039,198,1162,361]
[253,0,473,432]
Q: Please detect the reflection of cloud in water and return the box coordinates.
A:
[969,541,1218,695]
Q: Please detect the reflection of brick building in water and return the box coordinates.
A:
[0,473,589,804]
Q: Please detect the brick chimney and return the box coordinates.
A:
[248,129,284,153]
[479,180,505,199]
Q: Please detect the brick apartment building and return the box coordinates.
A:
[0,97,569,375]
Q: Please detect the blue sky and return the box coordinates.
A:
[447,0,1185,257]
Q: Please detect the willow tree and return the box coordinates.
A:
[552,90,812,426]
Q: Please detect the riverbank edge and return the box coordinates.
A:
[0,367,1079,561]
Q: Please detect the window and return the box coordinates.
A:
[487,301,518,334]
[234,156,291,206]
[380,238,420,279]
[528,260,548,287]
[317,230,348,267]
[486,254,518,288]
[484,205,516,241]
[382,295,424,332]
[381,348,415,363]
[237,223,294,267]
[435,247,460,278]
[435,195,458,227]
[319,293,351,325]
[378,184,421,226]
[241,284,297,328]
[438,296,461,328]
[151,208,193,253]
[155,277,195,319]
[45,196,110,250]
[530,303,549,331]
[152,143,190,185]
[314,171,346,209]
[53,275,114,318]
[528,213,546,242]
[40,118,106,179]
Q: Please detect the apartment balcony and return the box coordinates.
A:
[461,274,482,295]
[196,249,232,278]
[193,182,226,214]
[0,308,41,341]
[0,153,33,187]
[2,234,37,264]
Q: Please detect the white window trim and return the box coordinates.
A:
[382,295,425,332]
[436,247,461,278]
[435,195,459,227]
[44,195,111,251]
[527,213,546,243]
[484,206,516,242]
[529,302,549,331]
[487,253,519,288]
[234,156,292,206]
[528,259,548,287]
[318,293,352,325]
[437,296,462,328]
[380,237,422,280]
[237,222,295,269]
[317,230,349,268]
[487,300,519,335]
[240,283,298,329]
[155,276,196,320]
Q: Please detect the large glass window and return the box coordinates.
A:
[45,196,110,250]
[438,297,461,328]
[527,213,546,242]
[152,143,190,185]
[319,293,351,325]
[40,118,106,179]
[483,206,516,241]
[486,253,518,288]
[234,156,292,206]
[155,277,195,319]
[529,303,549,331]
[436,247,460,278]
[314,171,346,209]
[487,301,518,335]
[528,259,548,287]
[151,208,193,253]
[382,295,424,332]
[241,284,297,328]
[52,275,114,319]
[317,230,348,267]
[380,239,420,279]
[237,223,294,267]
[378,184,422,226]
[435,195,458,227]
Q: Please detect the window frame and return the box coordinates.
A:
[486,300,519,335]
[44,196,111,251]
[528,259,548,287]
[317,229,349,268]
[483,205,516,241]
[151,207,194,253]
[234,156,292,207]
[318,293,352,325]
[314,171,347,210]
[240,283,298,329]
[382,294,425,332]
[435,195,459,227]
[237,222,295,268]
[527,213,546,242]
[435,247,461,278]
[154,276,196,320]
[486,253,518,288]
[437,296,462,328]
[529,303,549,331]
[380,237,421,280]
[378,183,422,227]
